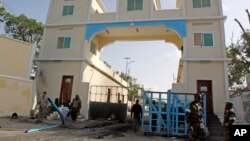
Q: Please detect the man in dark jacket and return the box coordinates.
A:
[223,102,236,141]
[131,99,142,132]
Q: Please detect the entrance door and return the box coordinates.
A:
[197,80,213,113]
[60,76,74,105]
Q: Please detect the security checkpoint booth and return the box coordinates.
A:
[141,90,207,137]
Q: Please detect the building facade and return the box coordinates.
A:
[0,35,35,116]
[37,0,229,117]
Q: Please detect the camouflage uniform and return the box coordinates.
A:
[187,94,206,141]
[37,92,48,122]
[223,102,236,141]
[70,95,81,122]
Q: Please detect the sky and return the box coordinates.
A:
[1,0,250,91]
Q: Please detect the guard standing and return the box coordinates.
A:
[187,94,206,141]
[223,102,236,141]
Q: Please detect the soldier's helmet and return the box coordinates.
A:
[194,94,202,100]
[225,101,234,109]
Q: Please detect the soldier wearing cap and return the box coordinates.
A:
[187,94,206,141]
[223,101,236,141]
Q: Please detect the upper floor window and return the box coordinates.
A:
[57,37,71,49]
[127,0,143,11]
[193,0,210,8]
[194,33,214,47]
[62,5,74,16]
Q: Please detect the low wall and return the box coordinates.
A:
[230,91,250,123]
[79,82,90,119]
[242,92,250,123]
[89,102,127,122]
[0,75,32,117]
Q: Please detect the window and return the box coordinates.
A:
[122,95,124,103]
[62,5,74,16]
[90,41,97,55]
[127,0,143,11]
[194,33,214,47]
[57,37,71,49]
[118,93,120,103]
[107,88,111,103]
[193,0,210,8]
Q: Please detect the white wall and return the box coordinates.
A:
[0,75,32,117]
[230,91,250,124]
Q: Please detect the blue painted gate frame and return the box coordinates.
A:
[141,90,207,136]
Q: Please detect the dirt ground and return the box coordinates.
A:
[0,117,186,141]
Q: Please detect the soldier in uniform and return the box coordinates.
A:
[186,94,206,141]
[36,91,49,123]
[223,102,236,141]
[70,95,82,122]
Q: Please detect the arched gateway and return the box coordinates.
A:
[37,0,229,123]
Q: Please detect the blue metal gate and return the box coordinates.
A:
[141,90,207,136]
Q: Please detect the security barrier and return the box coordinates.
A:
[141,90,207,136]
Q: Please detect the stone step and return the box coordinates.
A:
[207,124,221,128]
[207,122,221,125]
[207,123,222,127]
[206,113,225,140]
[207,120,222,124]
[208,126,223,130]
[207,115,219,118]
[207,123,221,125]
[207,117,221,121]
[207,115,222,118]
[208,130,223,136]
[207,136,224,141]
[207,126,223,130]
[207,116,221,120]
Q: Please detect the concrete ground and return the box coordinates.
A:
[0,117,187,141]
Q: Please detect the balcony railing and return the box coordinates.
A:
[153,9,182,19]
[89,9,182,23]
[89,12,116,22]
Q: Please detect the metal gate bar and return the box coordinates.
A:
[141,90,207,137]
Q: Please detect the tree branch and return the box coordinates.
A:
[240,55,249,64]
[235,17,250,49]
[246,9,250,26]
[234,18,246,35]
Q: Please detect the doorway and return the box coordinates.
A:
[197,80,213,113]
[59,75,74,105]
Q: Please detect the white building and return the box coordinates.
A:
[37,0,229,118]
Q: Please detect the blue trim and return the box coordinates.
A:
[85,20,187,40]
[48,97,65,125]
[141,91,207,136]
[25,125,59,133]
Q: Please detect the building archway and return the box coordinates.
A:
[86,20,186,49]
[86,23,185,88]
[100,40,181,91]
